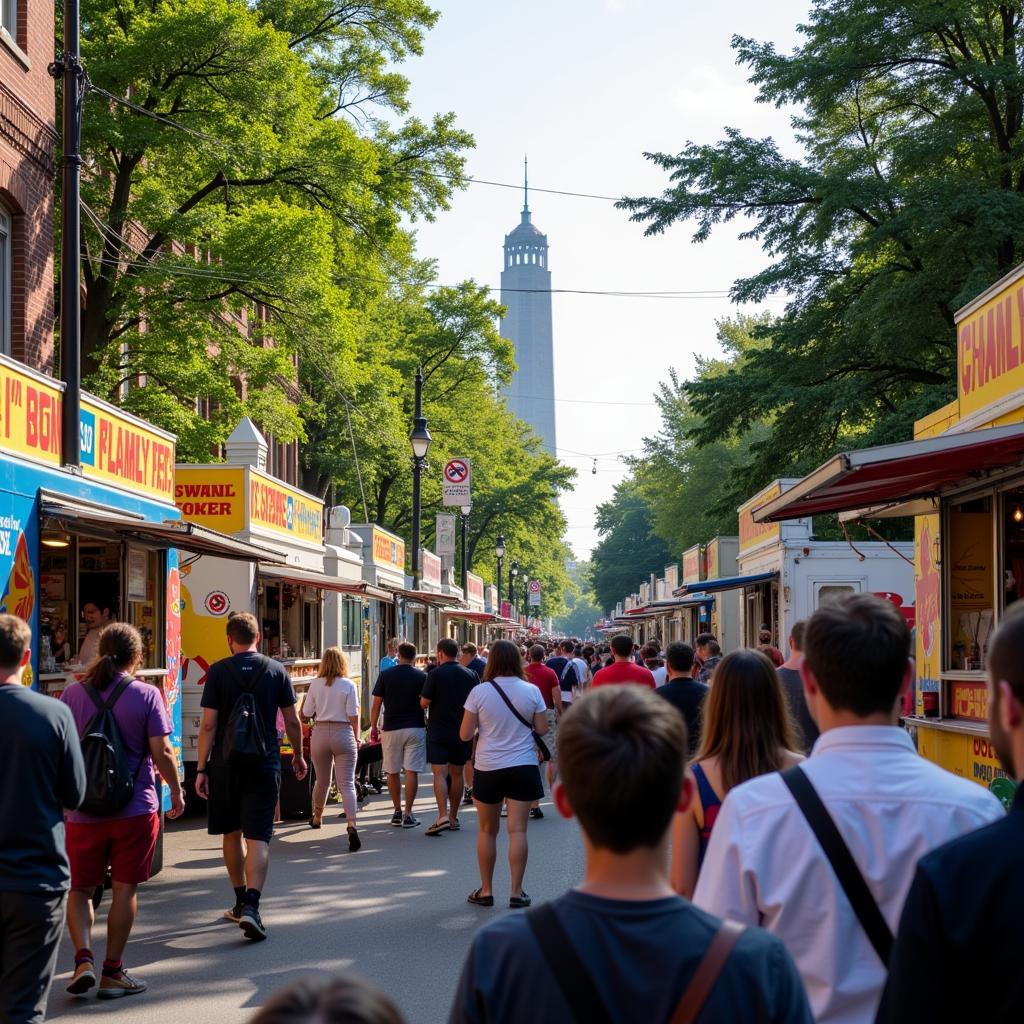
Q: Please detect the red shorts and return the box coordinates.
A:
[66,812,161,887]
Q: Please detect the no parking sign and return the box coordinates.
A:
[442,457,472,506]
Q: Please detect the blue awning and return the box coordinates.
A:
[678,570,779,596]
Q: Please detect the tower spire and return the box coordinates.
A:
[523,155,529,215]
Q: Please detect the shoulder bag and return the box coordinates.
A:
[488,679,551,762]
[526,903,745,1023]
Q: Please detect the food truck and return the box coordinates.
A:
[175,419,385,781]
[348,523,408,674]
[749,259,1024,801]
[677,480,915,653]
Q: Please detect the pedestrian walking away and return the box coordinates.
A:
[459,642,487,679]
[250,972,406,1024]
[370,641,427,829]
[655,642,707,757]
[776,620,819,754]
[380,638,400,673]
[196,611,307,943]
[693,594,1004,1024]
[304,646,362,851]
[0,614,86,1023]
[459,639,548,909]
[421,638,477,836]
[525,643,562,796]
[694,634,722,685]
[547,639,582,705]
[591,634,657,689]
[450,685,813,1024]
[758,626,785,668]
[876,602,1024,1023]
[61,622,184,998]
[672,649,802,898]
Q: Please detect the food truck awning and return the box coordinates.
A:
[442,610,497,624]
[751,423,1024,524]
[676,571,779,596]
[385,586,465,609]
[258,563,393,601]
[41,497,287,563]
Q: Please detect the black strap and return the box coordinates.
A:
[780,766,893,965]
[83,678,131,714]
[223,654,270,693]
[488,680,551,761]
[525,905,614,1024]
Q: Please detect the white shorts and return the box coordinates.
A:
[381,727,427,774]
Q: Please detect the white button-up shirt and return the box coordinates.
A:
[693,726,1004,1024]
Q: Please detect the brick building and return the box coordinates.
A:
[0,0,56,372]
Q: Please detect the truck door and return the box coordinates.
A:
[812,580,863,611]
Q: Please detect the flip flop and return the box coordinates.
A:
[425,818,450,837]
[509,890,532,909]
[449,818,461,831]
[467,888,494,907]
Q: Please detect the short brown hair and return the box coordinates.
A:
[559,686,687,852]
[482,639,525,681]
[529,643,545,663]
[610,634,633,657]
[0,614,31,672]
[461,642,478,656]
[987,602,1024,702]
[397,641,417,661]
[249,972,404,1024]
[226,612,259,646]
[437,637,459,659]
[789,620,806,650]
[696,649,796,792]
[804,593,910,716]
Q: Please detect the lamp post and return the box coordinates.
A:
[509,560,519,618]
[409,369,432,589]
[523,575,530,625]
[460,503,472,594]
[495,534,505,614]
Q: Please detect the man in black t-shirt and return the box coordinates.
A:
[196,612,305,942]
[656,642,708,758]
[421,638,477,835]
[370,642,426,829]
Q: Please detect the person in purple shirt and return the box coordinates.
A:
[60,623,183,1000]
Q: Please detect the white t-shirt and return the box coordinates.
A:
[302,676,359,723]
[464,675,545,771]
[651,665,668,688]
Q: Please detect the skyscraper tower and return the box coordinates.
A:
[500,159,556,455]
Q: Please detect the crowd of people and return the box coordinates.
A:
[2,592,1024,1022]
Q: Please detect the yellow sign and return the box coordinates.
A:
[371,528,405,570]
[248,469,323,545]
[174,467,246,533]
[682,545,703,584]
[0,356,176,501]
[916,724,1010,791]
[740,484,782,553]
[957,267,1024,417]
[705,539,720,578]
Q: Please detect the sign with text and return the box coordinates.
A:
[421,549,442,588]
[371,527,405,570]
[174,467,246,532]
[442,457,472,506]
[741,484,783,553]
[466,571,485,606]
[950,679,988,722]
[682,545,703,584]
[436,514,457,556]
[249,469,324,546]
[705,538,721,578]
[528,579,541,607]
[664,564,679,592]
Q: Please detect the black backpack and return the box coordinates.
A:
[222,656,271,766]
[79,680,140,816]
[560,660,580,693]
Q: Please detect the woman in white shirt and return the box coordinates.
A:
[303,647,362,851]
[459,640,548,909]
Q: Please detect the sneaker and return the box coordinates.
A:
[390,809,403,827]
[462,787,473,806]
[66,961,96,995]
[402,814,420,829]
[238,904,268,942]
[500,803,508,818]
[97,968,147,999]
[347,825,361,852]
[530,807,544,820]
[223,902,244,923]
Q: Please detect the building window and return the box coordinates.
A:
[0,0,15,40]
[0,206,10,356]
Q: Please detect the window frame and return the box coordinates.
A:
[0,205,10,356]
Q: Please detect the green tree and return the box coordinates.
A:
[590,480,673,613]
[620,1,1024,492]
[552,561,603,639]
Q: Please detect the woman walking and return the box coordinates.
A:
[304,647,362,852]
[459,639,548,909]
[671,649,803,897]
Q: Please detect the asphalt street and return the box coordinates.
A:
[45,779,584,1024]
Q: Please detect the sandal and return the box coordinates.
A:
[509,890,532,909]
[449,817,461,831]
[467,888,494,907]
[425,817,450,837]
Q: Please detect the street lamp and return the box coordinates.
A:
[409,368,432,588]
[460,503,472,594]
[495,534,505,613]
[509,560,519,618]
[522,574,530,624]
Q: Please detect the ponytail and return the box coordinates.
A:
[82,623,144,689]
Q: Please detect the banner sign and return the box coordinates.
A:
[371,527,405,570]
[500,600,511,618]
[466,572,485,605]
[421,549,442,587]
[740,483,783,552]
[248,469,324,545]
[174,467,246,532]
[528,579,541,607]
[442,457,472,506]
[436,514,457,556]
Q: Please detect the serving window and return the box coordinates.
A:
[258,581,322,660]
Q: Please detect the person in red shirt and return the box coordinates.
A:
[526,644,562,797]
[592,634,657,689]
[757,627,785,668]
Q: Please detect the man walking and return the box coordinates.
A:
[758,626,785,668]
[525,644,562,795]
[694,594,1003,1024]
[450,686,812,1023]
[370,641,426,828]
[591,634,656,689]
[655,642,707,756]
[876,602,1024,1022]
[0,615,86,1022]
[196,612,306,942]
[694,633,722,684]
[380,637,400,672]
[421,638,477,835]
[459,642,487,678]
[776,620,818,753]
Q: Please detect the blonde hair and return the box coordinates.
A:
[317,646,349,686]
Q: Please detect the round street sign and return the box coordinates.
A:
[528,580,541,593]
[444,459,469,483]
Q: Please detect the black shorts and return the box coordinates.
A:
[472,765,544,804]
[207,761,281,843]
[426,734,473,767]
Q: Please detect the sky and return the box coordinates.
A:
[405,0,810,559]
